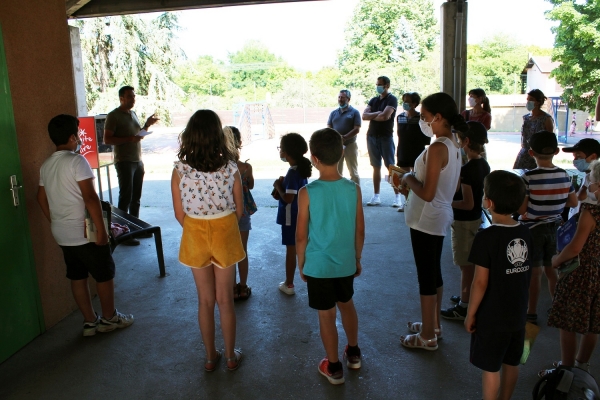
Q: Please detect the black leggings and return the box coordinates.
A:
[410,228,445,296]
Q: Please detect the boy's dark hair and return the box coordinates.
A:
[48,114,79,146]
[457,121,488,154]
[118,85,135,97]
[309,128,343,166]
[377,76,390,86]
[484,170,526,215]
[177,109,237,172]
[402,92,421,106]
[280,133,312,178]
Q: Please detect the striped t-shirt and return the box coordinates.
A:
[520,167,574,228]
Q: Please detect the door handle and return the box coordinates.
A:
[10,175,22,207]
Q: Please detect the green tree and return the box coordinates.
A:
[337,0,438,98]
[546,0,600,112]
[73,12,183,122]
[228,41,298,94]
[466,34,553,95]
[175,56,228,97]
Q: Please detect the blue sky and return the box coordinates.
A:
[172,0,556,71]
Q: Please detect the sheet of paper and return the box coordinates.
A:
[137,130,152,137]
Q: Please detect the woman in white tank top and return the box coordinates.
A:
[399,92,467,351]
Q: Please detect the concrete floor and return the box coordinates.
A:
[1,178,597,400]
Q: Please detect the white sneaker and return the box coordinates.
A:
[392,199,400,207]
[97,309,134,333]
[366,196,381,206]
[278,281,295,295]
[397,204,405,212]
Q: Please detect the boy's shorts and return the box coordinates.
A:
[530,221,559,267]
[179,212,245,268]
[281,224,296,246]
[470,328,525,372]
[306,275,354,310]
[60,243,115,282]
[451,218,481,266]
[238,214,251,232]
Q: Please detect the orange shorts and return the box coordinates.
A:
[179,211,245,269]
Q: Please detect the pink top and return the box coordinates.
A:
[462,109,492,130]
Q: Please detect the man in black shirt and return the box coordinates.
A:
[362,76,399,207]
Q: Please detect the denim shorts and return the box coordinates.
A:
[238,214,251,232]
[367,135,395,168]
[530,221,559,267]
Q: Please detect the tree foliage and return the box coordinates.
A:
[73,13,183,122]
[337,0,439,99]
[228,40,298,93]
[546,0,600,112]
[466,34,553,94]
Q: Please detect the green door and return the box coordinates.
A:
[0,22,44,363]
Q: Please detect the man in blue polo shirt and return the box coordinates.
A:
[362,76,400,207]
[327,89,362,184]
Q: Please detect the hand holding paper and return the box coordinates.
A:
[137,130,152,137]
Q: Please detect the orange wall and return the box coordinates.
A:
[0,1,79,327]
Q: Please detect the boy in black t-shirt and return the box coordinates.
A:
[465,170,532,400]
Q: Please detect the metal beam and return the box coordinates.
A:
[69,0,325,18]
[66,0,92,16]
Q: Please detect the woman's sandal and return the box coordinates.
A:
[226,349,243,371]
[400,332,438,351]
[204,350,222,372]
[407,321,443,340]
[237,284,252,301]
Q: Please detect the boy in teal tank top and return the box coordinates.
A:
[296,128,365,385]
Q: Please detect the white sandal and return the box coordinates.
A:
[400,332,438,351]
[407,321,443,340]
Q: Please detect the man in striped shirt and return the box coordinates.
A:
[518,130,578,324]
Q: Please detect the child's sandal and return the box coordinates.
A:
[406,321,443,340]
[204,350,222,372]
[233,284,240,301]
[238,285,252,301]
[400,333,438,351]
[226,349,243,371]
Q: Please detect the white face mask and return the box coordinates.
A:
[468,97,477,107]
[419,117,436,138]
[280,157,287,162]
[526,101,536,111]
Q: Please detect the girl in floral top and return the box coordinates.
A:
[171,110,245,372]
[225,126,257,301]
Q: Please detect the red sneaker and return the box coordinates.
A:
[318,358,344,385]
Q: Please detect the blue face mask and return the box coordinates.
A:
[574,158,590,172]
[376,86,385,94]
[402,102,411,111]
[339,102,348,109]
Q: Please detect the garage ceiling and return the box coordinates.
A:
[66,0,324,18]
